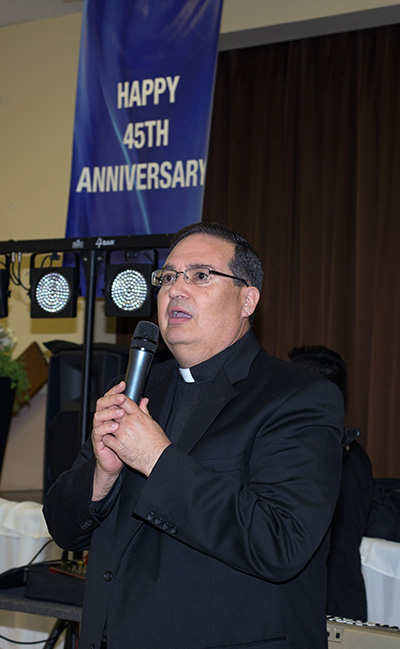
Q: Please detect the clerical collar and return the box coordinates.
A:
[179,367,195,383]
[178,331,251,383]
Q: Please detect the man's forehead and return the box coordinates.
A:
[165,233,234,266]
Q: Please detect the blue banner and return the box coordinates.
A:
[65,0,223,238]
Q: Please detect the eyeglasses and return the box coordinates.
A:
[151,266,249,287]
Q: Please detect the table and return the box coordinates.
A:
[361,536,400,627]
[0,586,81,621]
[0,586,81,649]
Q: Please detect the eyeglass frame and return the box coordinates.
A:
[151,266,249,288]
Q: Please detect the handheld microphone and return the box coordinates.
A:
[124,321,160,403]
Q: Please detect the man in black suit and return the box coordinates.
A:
[288,345,373,621]
[44,222,344,649]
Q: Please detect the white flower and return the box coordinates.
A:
[0,324,17,353]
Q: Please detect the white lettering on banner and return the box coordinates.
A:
[75,159,206,193]
[117,76,180,108]
[123,120,169,149]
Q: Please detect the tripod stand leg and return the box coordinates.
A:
[64,620,79,649]
[43,619,68,649]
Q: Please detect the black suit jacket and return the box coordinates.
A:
[44,332,344,649]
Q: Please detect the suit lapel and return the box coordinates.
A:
[176,372,238,453]
[176,333,261,453]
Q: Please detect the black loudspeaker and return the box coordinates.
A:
[43,342,129,497]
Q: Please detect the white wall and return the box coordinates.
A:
[0,13,113,494]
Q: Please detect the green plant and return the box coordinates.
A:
[0,324,30,414]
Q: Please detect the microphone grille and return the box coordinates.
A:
[131,320,159,353]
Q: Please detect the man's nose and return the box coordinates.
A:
[168,272,189,294]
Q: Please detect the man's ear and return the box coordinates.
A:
[242,287,260,318]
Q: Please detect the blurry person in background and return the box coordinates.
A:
[289,344,373,621]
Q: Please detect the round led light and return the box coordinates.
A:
[111,269,148,311]
[35,272,71,313]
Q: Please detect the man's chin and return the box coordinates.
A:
[163,329,198,353]
[165,334,192,348]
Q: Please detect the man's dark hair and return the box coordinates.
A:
[170,222,264,292]
[288,345,348,397]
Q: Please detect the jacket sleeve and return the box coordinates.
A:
[42,437,123,551]
[130,379,344,583]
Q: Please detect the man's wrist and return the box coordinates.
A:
[92,466,121,501]
[144,442,172,477]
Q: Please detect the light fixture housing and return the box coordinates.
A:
[30,258,79,318]
[0,260,10,318]
[104,263,155,318]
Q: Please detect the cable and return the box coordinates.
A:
[8,253,30,291]
[0,620,68,645]
[0,635,56,645]
[27,540,55,566]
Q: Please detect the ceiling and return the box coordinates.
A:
[2,0,400,49]
[0,0,84,28]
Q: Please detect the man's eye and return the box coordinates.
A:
[194,271,209,283]
[162,273,176,284]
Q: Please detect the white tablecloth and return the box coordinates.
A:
[0,497,62,649]
[361,536,400,626]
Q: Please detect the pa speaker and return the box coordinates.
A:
[43,342,129,497]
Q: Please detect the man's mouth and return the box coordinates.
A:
[169,309,192,319]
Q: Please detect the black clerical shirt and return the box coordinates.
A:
[165,332,251,444]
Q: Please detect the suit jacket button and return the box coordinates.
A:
[154,517,162,526]
[146,511,155,521]
[103,570,113,582]
[169,526,178,535]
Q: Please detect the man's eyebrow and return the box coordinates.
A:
[161,263,214,270]
[187,263,214,269]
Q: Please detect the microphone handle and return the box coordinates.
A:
[124,348,154,403]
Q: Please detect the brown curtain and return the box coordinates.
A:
[202,25,400,478]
